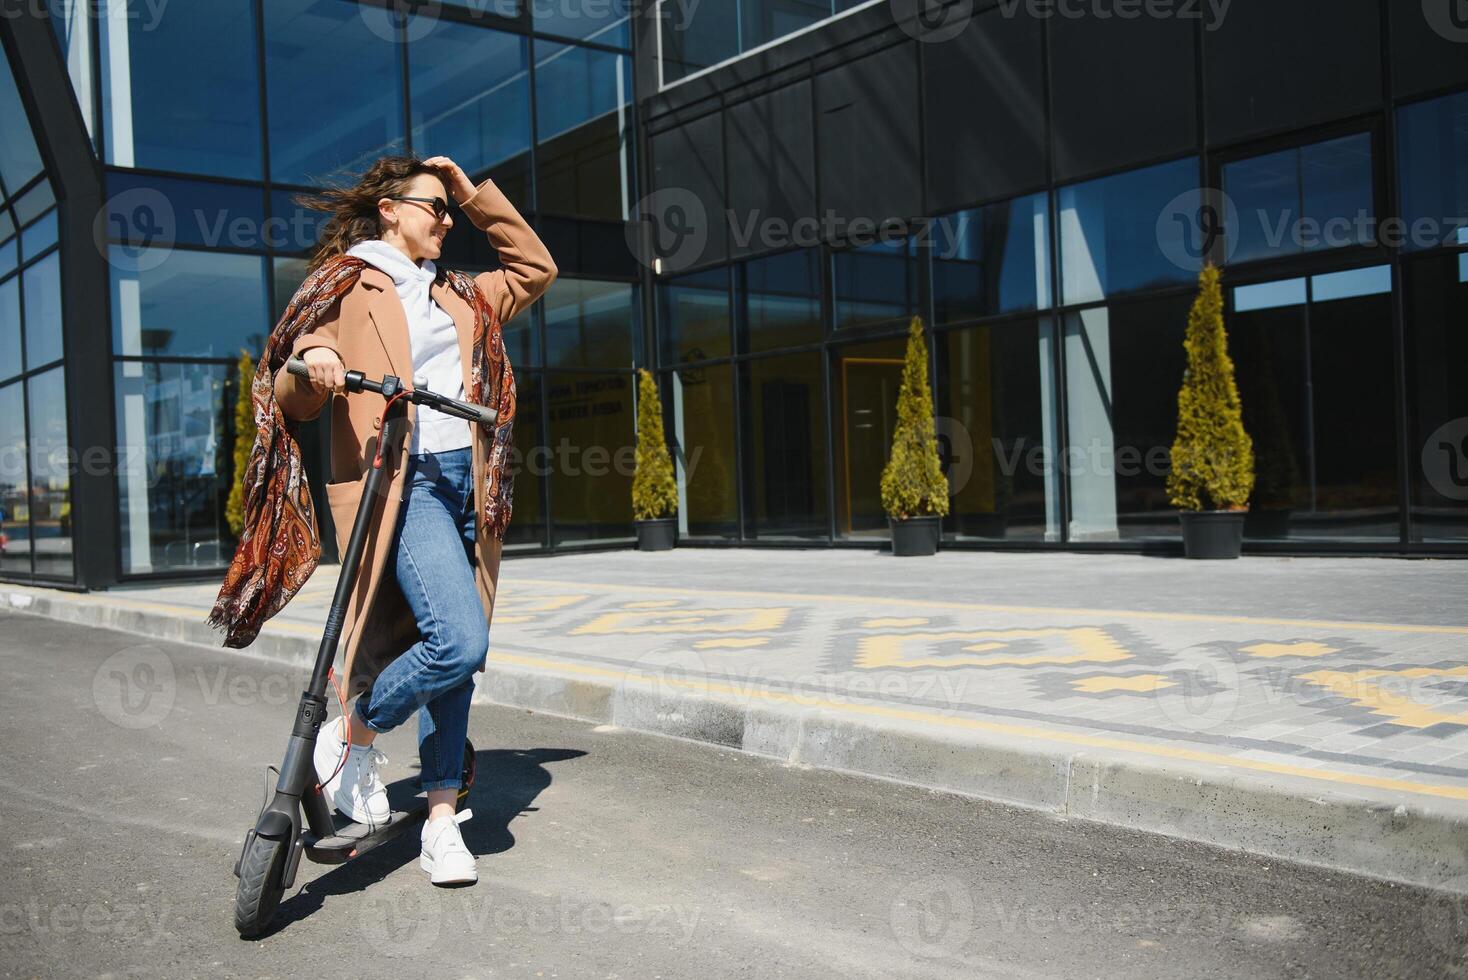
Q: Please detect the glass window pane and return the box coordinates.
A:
[1397,90,1468,252]
[266,0,405,185]
[833,236,918,332]
[1233,277,1307,312]
[111,250,270,359]
[1310,265,1391,303]
[0,55,44,192]
[741,0,832,50]
[938,319,1061,542]
[1059,157,1199,306]
[740,351,827,539]
[12,180,55,227]
[114,360,234,574]
[1063,296,1190,541]
[667,363,736,539]
[104,171,267,251]
[740,248,820,353]
[0,237,16,278]
[504,371,544,548]
[659,1,738,85]
[410,22,531,200]
[20,209,58,261]
[547,371,634,544]
[271,256,310,323]
[831,334,906,540]
[661,266,729,364]
[0,381,27,575]
[932,192,1051,324]
[542,278,634,369]
[98,0,262,179]
[27,367,73,579]
[1405,252,1468,541]
[534,40,631,221]
[0,276,18,381]
[1223,133,1374,263]
[22,252,63,368]
[533,0,630,46]
[270,189,330,256]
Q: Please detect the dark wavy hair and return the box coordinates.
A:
[294,154,447,274]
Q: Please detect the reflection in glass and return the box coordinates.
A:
[938,319,1060,541]
[21,210,58,260]
[932,193,1052,322]
[1230,270,1400,541]
[103,171,267,251]
[271,257,310,324]
[0,276,19,382]
[542,278,634,369]
[111,249,270,359]
[0,55,44,191]
[505,372,545,548]
[1223,133,1374,263]
[1397,90,1468,252]
[740,352,827,539]
[833,236,918,332]
[547,372,634,544]
[1058,157,1198,306]
[740,248,821,353]
[1404,252,1468,540]
[27,368,73,579]
[0,381,28,575]
[411,24,530,197]
[667,364,736,539]
[535,41,631,221]
[831,335,905,539]
[265,0,405,185]
[22,252,63,368]
[114,361,234,574]
[660,267,730,364]
[534,0,631,46]
[98,0,262,178]
[1063,296,1190,540]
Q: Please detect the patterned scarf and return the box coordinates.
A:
[207,252,517,649]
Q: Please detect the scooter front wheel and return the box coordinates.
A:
[234,832,290,937]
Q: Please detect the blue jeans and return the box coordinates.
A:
[354,444,486,792]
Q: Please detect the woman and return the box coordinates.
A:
[272,154,556,885]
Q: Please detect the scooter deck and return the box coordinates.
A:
[303,777,435,864]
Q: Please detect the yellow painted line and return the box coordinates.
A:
[485,648,1468,805]
[512,578,1468,636]
[1072,674,1176,694]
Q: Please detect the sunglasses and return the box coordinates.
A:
[385,195,451,221]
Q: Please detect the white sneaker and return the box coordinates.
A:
[313,714,391,827]
[420,809,477,885]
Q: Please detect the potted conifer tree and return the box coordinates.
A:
[1167,264,1255,559]
[632,367,678,550]
[880,316,951,556]
[225,349,256,540]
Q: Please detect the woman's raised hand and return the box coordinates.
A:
[301,346,346,393]
[422,156,479,206]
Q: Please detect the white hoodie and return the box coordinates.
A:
[345,238,471,456]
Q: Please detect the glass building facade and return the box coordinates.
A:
[3,0,1466,591]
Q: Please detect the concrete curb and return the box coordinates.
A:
[6,585,1467,895]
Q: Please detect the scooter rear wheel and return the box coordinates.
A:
[234,833,290,938]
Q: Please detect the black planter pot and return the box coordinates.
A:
[1179,510,1246,559]
[889,515,941,557]
[635,517,677,551]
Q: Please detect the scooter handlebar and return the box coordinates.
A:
[284,356,497,427]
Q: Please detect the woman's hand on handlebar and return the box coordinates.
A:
[301,347,346,394]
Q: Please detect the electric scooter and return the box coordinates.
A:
[232,356,498,938]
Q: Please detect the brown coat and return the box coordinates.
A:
[271,177,556,702]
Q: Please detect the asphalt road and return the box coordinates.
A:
[0,610,1459,979]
